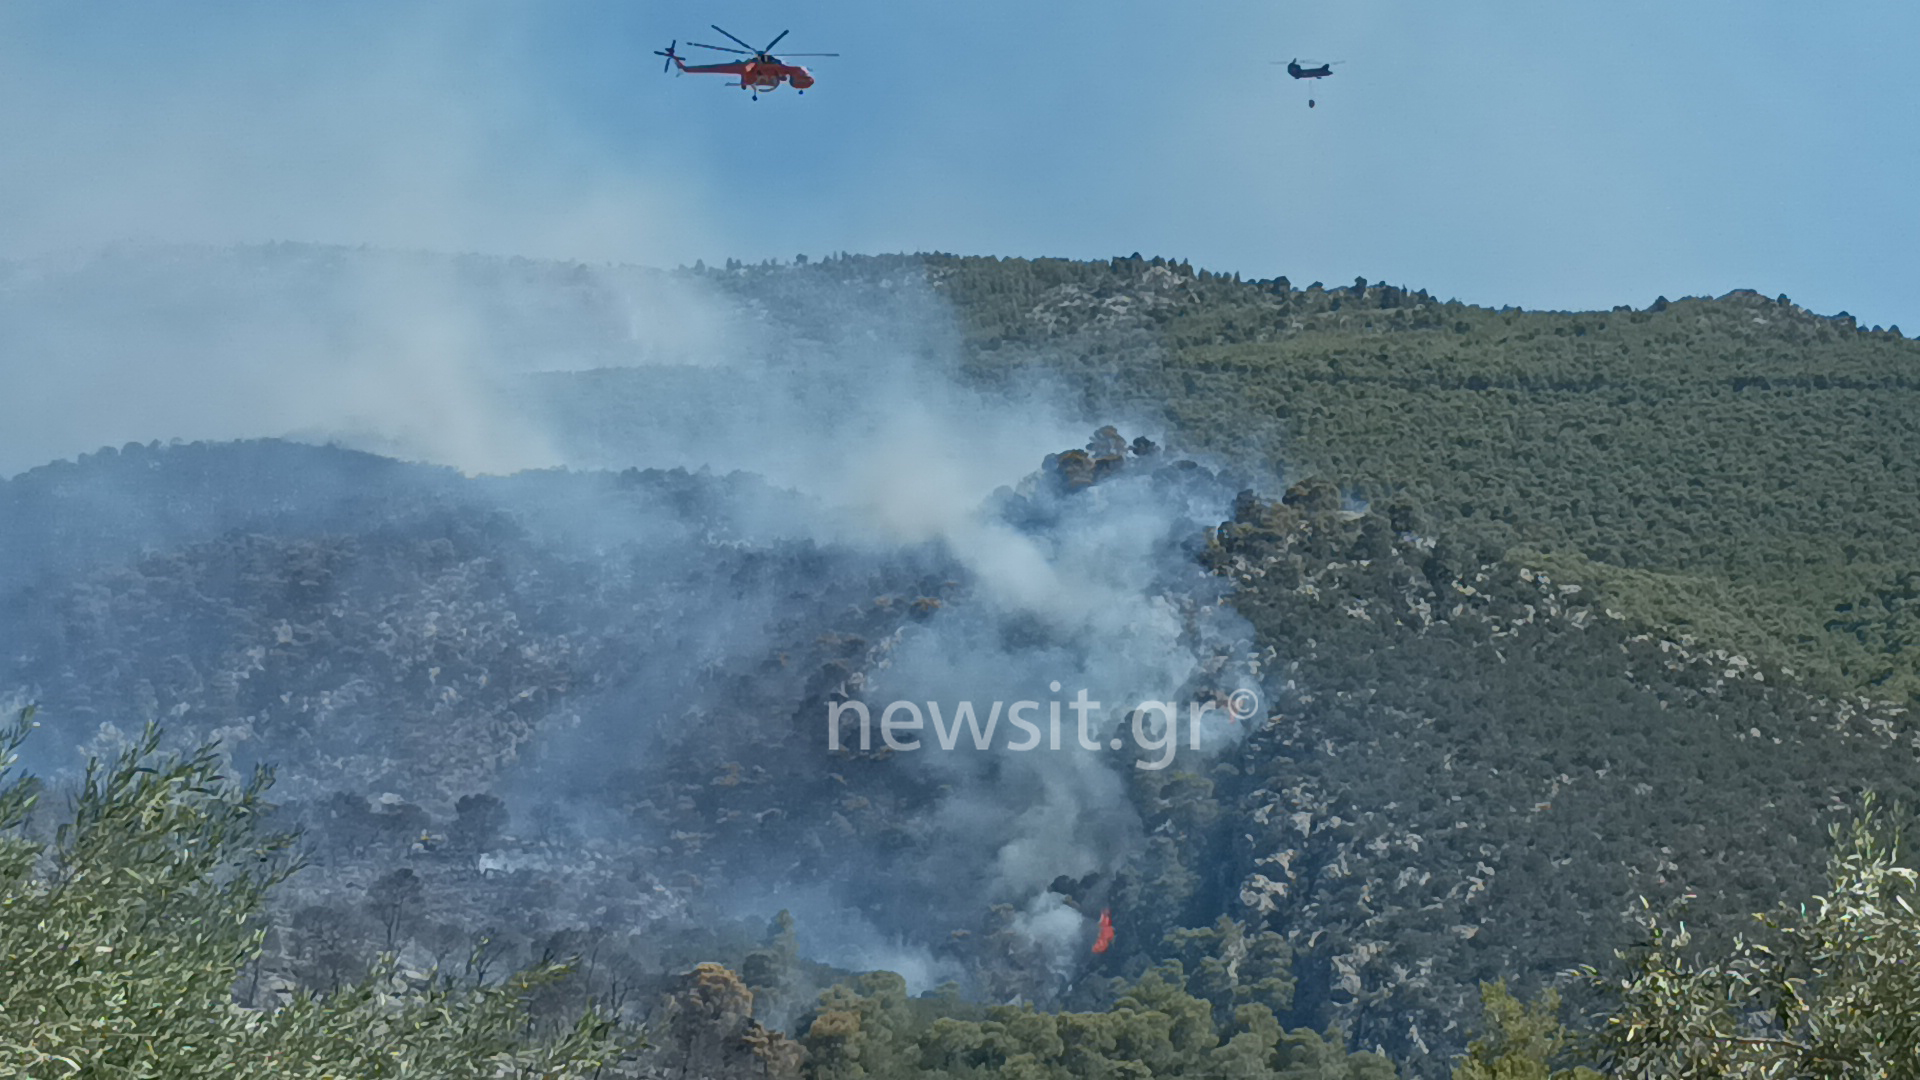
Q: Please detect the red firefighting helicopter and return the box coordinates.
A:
[655,26,839,100]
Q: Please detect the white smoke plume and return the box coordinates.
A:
[2,243,1261,1004]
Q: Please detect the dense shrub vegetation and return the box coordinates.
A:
[914,255,1920,705]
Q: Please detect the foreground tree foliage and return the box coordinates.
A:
[1442,799,1920,1080]
[1450,983,1599,1080]
[1577,796,1920,1078]
[798,962,1399,1080]
[0,710,629,1078]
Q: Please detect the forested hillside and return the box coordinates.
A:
[7,246,1920,1077]
[915,253,1920,706]
[9,432,1919,1074]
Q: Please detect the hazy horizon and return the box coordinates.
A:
[2,1,1912,332]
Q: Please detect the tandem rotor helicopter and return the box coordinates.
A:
[1276,57,1343,108]
[655,25,838,99]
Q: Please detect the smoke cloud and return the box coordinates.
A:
[1,1,1262,1011]
[3,245,1261,1002]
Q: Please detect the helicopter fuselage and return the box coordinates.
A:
[674,56,816,93]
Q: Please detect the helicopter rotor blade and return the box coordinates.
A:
[710,24,759,52]
[762,29,790,53]
[779,52,839,57]
[655,41,676,73]
[687,41,751,55]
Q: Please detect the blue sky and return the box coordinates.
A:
[2,1,1915,328]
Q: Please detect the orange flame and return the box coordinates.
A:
[1091,909,1115,954]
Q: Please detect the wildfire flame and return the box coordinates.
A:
[1091,908,1115,954]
